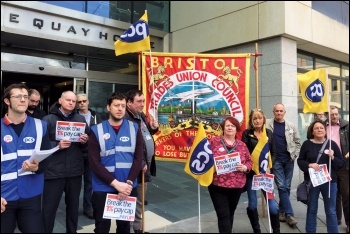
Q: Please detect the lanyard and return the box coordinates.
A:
[220,136,238,153]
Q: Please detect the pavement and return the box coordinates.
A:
[45,160,347,233]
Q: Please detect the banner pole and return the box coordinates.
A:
[138,53,141,89]
[255,43,259,108]
[255,42,266,218]
[141,170,145,233]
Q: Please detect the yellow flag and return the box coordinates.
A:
[114,11,151,56]
[251,125,272,175]
[297,69,329,113]
[184,122,215,186]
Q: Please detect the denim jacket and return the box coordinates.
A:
[266,118,301,159]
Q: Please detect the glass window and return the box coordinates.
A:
[40,1,170,32]
[88,81,137,120]
[297,51,349,138]
[88,57,130,73]
[1,52,85,70]
[312,1,349,26]
[41,1,86,12]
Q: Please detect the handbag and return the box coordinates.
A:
[296,139,328,204]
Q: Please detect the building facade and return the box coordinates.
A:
[1,1,349,140]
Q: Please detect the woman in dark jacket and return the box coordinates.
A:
[242,108,280,233]
[297,120,344,233]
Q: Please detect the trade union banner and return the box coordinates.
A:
[142,52,251,162]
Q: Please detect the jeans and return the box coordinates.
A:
[246,175,279,215]
[306,182,338,233]
[273,159,295,216]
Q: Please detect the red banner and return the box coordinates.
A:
[142,52,250,162]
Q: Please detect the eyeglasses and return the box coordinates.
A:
[77,100,87,104]
[10,95,29,100]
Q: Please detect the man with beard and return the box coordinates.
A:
[88,92,143,233]
[26,89,46,119]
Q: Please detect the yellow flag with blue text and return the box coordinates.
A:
[114,11,151,56]
[251,125,272,175]
[297,69,329,113]
[184,122,215,186]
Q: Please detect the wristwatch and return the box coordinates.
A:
[126,180,133,186]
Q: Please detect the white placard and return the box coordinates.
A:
[214,152,241,175]
[103,194,137,221]
[55,121,86,142]
[252,173,275,193]
[308,164,332,187]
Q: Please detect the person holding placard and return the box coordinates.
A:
[297,120,344,233]
[88,92,143,233]
[42,91,90,233]
[242,108,280,233]
[208,116,252,233]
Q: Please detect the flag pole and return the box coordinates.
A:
[138,53,141,89]
[266,194,272,233]
[326,71,332,198]
[141,170,145,233]
[254,42,266,218]
[198,183,201,233]
[193,56,202,233]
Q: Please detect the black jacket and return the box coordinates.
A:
[125,108,157,182]
[26,108,47,119]
[42,102,90,179]
[325,118,349,170]
[241,127,277,177]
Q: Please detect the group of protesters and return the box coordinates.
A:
[1,84,157,233]
[1,83,348,233]
[207,104,348,233]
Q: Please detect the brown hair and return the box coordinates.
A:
[3,83,28,101]
[307,120,326,139]
[220,116,241,133]
[247,108,266,130]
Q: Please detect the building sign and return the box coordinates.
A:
[142,52,251,162]
[1,4,161,50]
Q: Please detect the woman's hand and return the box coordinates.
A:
[309,163,320,171]
[236,163,247,172]
[325,149,335,160]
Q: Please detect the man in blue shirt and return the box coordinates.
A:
[266,103,301,228]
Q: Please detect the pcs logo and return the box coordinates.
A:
[120,20,149,43]
[305,79,325,103]
[188,139,214,175]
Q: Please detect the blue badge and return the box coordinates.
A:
[188,139,214,175]
[305,79,325,103]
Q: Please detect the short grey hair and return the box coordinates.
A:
[77,93,88,99]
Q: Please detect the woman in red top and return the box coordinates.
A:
[208,116,252,233]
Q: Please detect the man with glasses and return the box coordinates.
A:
[76,93,102,219]
[326,106,349,233]
[1,84,67,233]
[26,89,46,119]
[266,103,301,228]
